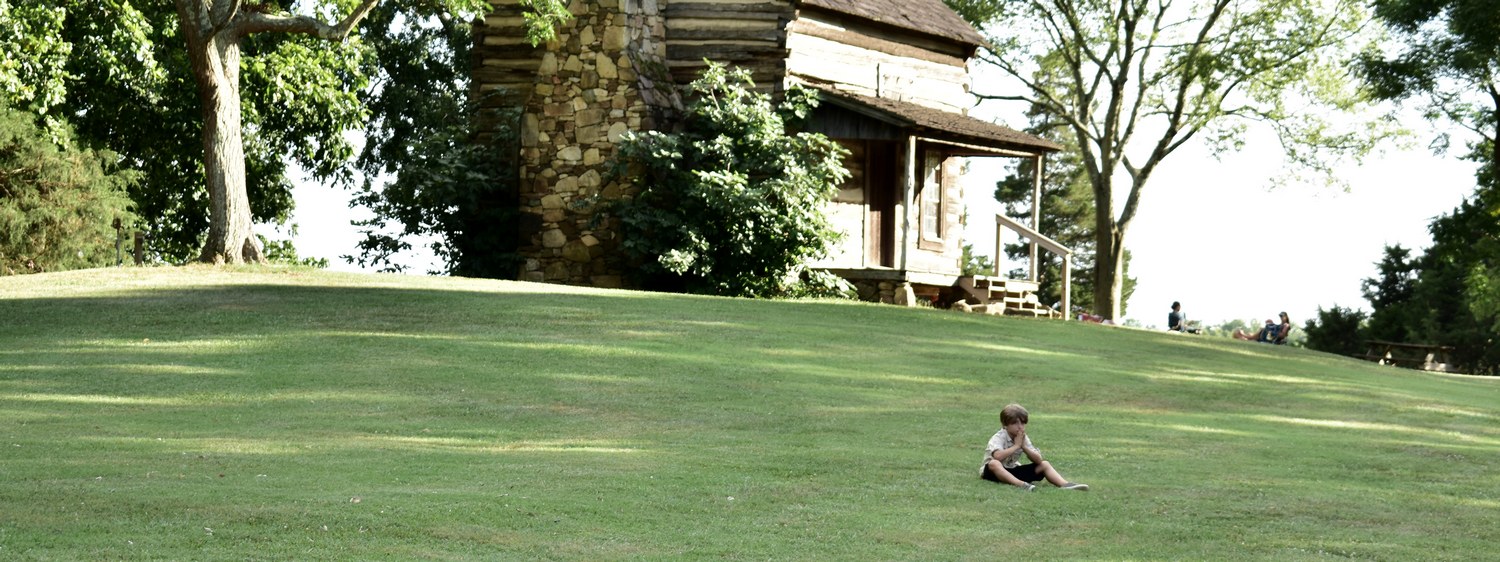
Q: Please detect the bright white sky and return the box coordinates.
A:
[962,117,1479,328]
[1123,134,1476,328]
[274,102,1480,331]
[270,168,443,276]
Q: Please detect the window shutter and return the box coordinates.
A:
[918,150,943,250]
[942,155,962,249]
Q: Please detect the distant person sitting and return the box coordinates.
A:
[1233,312,1291,344]
[1167,301,1200,334]
[1075,309,1110,324]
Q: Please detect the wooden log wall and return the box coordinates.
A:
[664,0,794,88]
[785,11,973,113]
[811,139,870,269]
[471,2,547,144]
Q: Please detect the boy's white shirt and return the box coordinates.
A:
[982,429,1038,472]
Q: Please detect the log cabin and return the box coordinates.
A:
[473,0,1074,315]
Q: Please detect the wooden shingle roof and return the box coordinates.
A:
[812,86,1062,154]
[798,0,988,47]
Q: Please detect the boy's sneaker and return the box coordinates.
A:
[1059,482,1089,491]
[1016,483,1037,492]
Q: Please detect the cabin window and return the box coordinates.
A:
[918,150,945,250]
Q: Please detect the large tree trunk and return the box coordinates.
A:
[170,0,389,265]
[180,4,264,264]
[1093,228,1125,321]
[1092,219,1125,321]
[1489,89,1500,188]
[1087,148,1149,322]
[191,34,263,264]
[1089,172,1125,321]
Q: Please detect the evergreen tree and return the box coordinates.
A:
[1414,191,1500,373]
[1347,207,1500,374]
[1361,245,1422,343]
[0,104,136,274]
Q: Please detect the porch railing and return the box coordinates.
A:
[993,214,1073,319]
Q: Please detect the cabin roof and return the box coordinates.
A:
[811,87,1062,154]
[798,0,988,48]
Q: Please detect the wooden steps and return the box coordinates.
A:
[957,276,1060,318]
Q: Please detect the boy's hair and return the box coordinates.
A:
[1000,403,1029,426]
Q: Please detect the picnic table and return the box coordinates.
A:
[1362,340,1456,373]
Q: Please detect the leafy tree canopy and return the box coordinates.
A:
[1355,0,1500,371]
[0,1,70,119]
[2,0,564,265]
[0,0,374,260]
[344,1,521,276]
[1359,0,1500,174]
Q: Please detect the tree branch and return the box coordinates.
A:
[206,0,244,35]
[973,93,1033,103]
[1117,0,1169,156]
[974,51,1052,110]
[1131,0,1229,186]
[1488,82,1500,176]
[238,0,382,40]
[1096,0,1152,183]
[973,48,1095,144]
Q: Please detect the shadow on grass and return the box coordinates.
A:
[1,285,1098,460]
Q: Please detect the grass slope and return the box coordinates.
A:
[2,267,1497,560]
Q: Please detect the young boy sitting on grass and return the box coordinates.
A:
[981,403,1089,491]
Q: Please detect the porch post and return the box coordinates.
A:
[900,135,916,273]
[1028,154,1044,281]
[1061,253,1072,321]
[993,216,1003,277]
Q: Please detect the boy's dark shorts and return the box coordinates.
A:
[981,463,1044,483]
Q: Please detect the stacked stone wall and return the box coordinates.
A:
[516,0,672,287]
[851,279,899,304]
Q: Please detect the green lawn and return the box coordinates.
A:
[2,266,1496,560]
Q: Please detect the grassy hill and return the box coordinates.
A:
[2,267,1496,560]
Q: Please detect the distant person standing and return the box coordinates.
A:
[1167,301,1200,334]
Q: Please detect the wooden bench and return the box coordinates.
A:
[1362,340,1456,373]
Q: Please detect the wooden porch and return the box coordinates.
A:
[956,213,1073,318]
[823,211,1074,318]
[956,276,1059,317]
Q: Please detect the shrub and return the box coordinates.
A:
[1302,305,1369,358]
[612,63,850,298]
